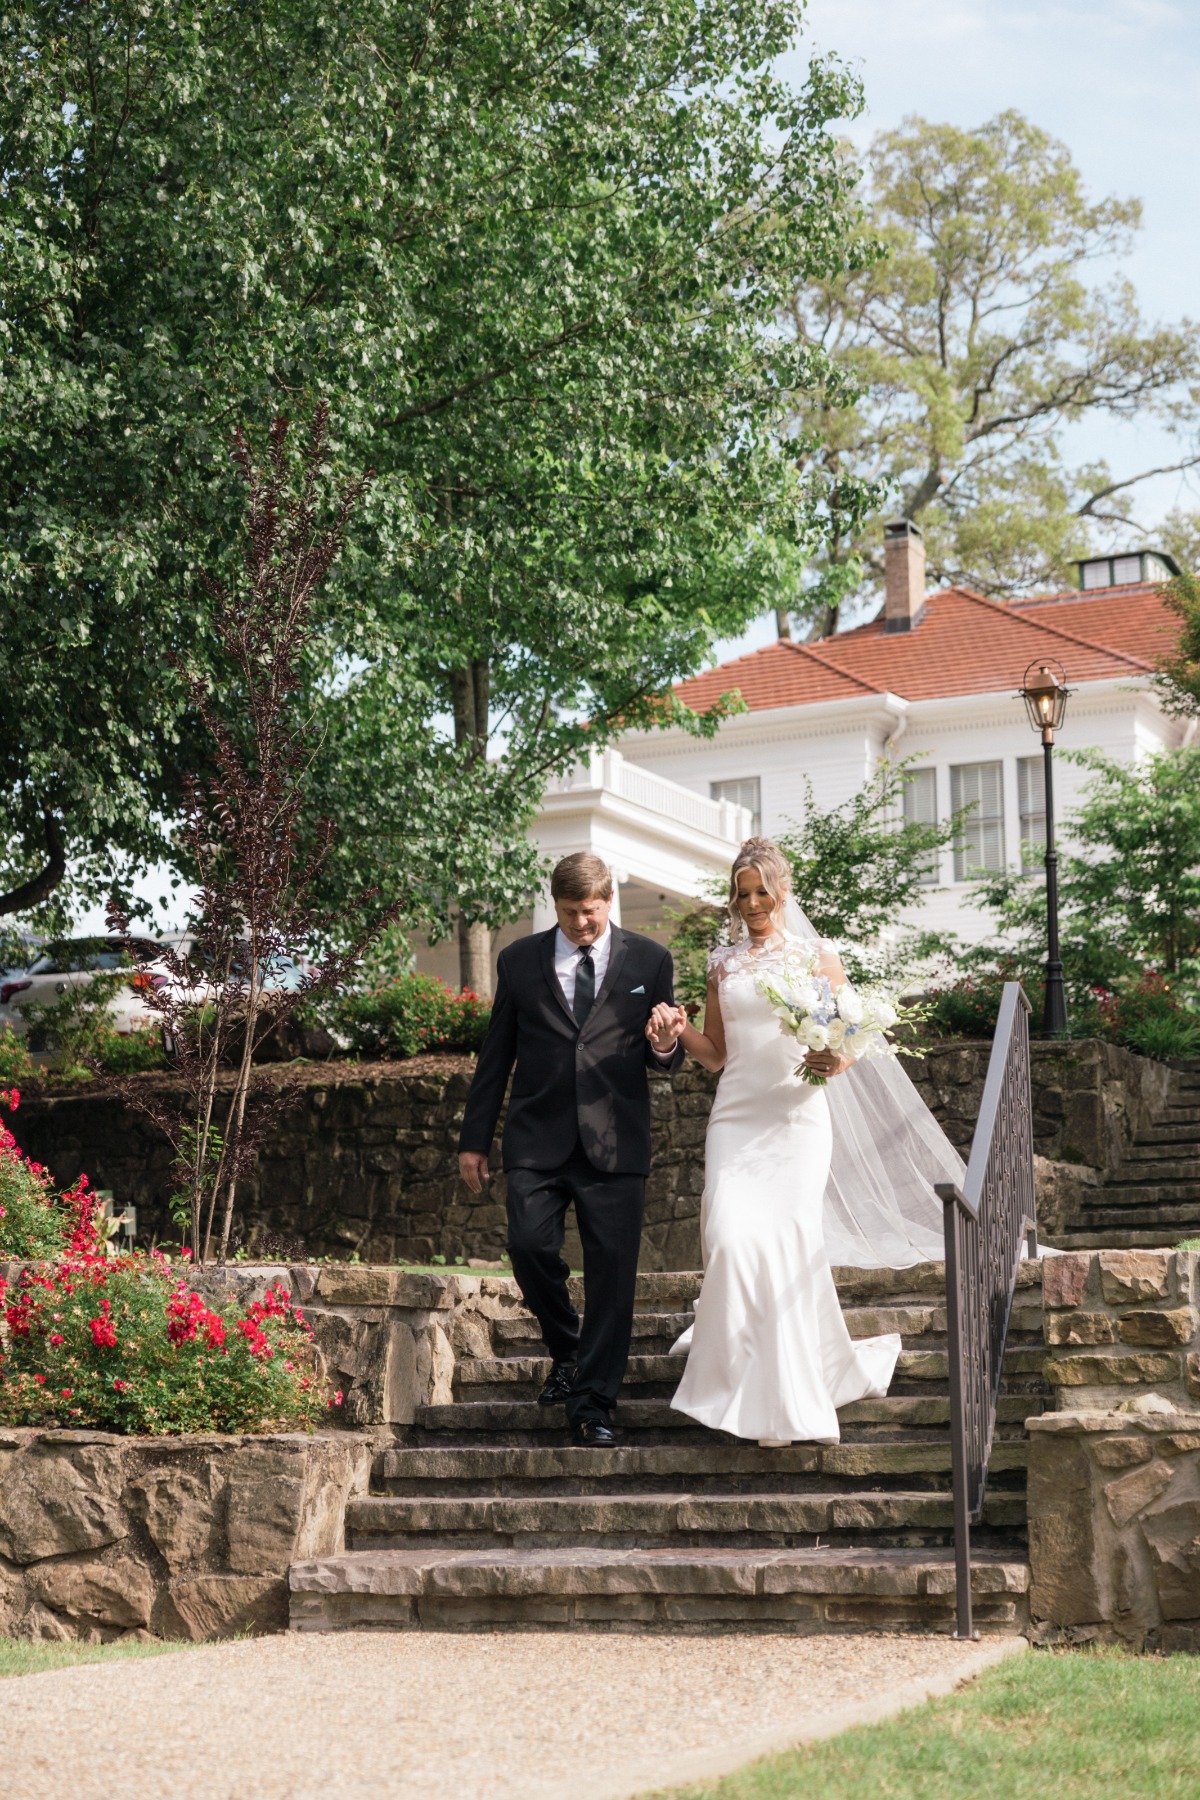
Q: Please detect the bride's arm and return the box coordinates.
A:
[679,975,727,1072]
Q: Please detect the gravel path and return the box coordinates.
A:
[3,1630,1021,1800]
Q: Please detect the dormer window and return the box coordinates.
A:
[1077,550,1179,590]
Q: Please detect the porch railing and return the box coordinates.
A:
[934,982,1038,1639]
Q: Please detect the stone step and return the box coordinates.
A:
[345,1487,1026,1551]
[489,1303,1045,1359]
[289,1545,1030,1635]
[1076,1208,1200,1234]
[1043,1230,1186,1251]
[1122,1142,1200,1165]
[1138,1123,1200,1146]
[1109,1157,1200,1183]
[411,1405,1035,1473]
[451,1343,1049,1406]
[377,1433,1033,1496]
[380,1396,1040,1490]
[1095,1178,1200,1201]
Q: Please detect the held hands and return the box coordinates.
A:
[803,1048,852,1080]
[646,1002,687,1054]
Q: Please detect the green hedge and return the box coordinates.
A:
[330,973,492,1059]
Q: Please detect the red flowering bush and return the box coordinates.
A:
[330,972,491,1059]
[0,1169,337,1434]
[0,1089,79,1263]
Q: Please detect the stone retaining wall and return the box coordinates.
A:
[8,1041,1165,1268]
[0,1430,371,1642]
[1040,1249,1200,1411]
[1027,1411,1200,1650]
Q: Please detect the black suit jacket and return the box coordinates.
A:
[458,925,684,1176]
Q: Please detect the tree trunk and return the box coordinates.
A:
[457,912,493,998]
[447,655,493,993]
[774,606,792,640]
[806,603,840,642]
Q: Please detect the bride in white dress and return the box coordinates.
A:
[652,837,958,1447]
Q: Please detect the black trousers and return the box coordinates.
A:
[504,1144,646,1425]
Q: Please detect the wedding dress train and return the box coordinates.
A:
[670,936,908,1444]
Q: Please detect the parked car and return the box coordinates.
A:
[0,936,164,1039]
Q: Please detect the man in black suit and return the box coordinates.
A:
[458,852,685,1445]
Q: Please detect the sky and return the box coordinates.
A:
[712,0,1200,664]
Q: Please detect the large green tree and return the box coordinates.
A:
[968,747,1200,1000]
[777,110,1200,635]
[1,1,873,983]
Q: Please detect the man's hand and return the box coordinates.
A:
[803,1048,852,1080]
[458,1150,491,1193]
[646,1003,687,1054]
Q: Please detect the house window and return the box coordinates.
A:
[710,777,761,835]
[901,767,940,886]
[950,761,1005,880]
[1018,755,1047,872]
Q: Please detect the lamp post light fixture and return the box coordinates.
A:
[1019,658,1072,1038]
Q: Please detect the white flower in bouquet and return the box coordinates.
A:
[835,985,864,1026]
[755,954,923,1086]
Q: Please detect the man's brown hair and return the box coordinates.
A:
[550,852,613,902]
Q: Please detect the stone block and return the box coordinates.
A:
[1103,1459,1175,1531]
[160,1574,285,1640]
[30,1556,156,1630]
[1118,1310,1196,1349]
[1046,1312,1115,1346]
[1028,1436,1101,1626]
[1099,1252,1172,1307]
[1042,1253,1093,1311]
[1141,1501,1200,1621]
[0,1441,128,1565]
[1092,1438,1152,1470]
[129,1462,224,1569]
[1044,1351,1180,1388]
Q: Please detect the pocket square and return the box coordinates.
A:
[631,984,646,994]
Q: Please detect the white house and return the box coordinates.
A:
[417,523,1187,986]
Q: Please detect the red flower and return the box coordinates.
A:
[112,1378,128,1392]
[49,1332,64,1346]
[89,1314,118,1350]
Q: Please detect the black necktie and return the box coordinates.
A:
[573,947,595,1027]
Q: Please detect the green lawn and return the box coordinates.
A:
[649,1648,1200,1800]
[0,1636,190,1679]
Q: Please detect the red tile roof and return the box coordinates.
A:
[675,582,1177,714]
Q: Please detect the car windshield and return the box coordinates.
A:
[28,937,161,975]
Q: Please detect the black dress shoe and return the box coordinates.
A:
[537,1360,577,1406]
[569,1416,618,1447]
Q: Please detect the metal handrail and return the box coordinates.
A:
[934,982,1038,1639]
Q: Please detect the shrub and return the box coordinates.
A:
[0,1090,69,1262]
[0,1113,340,1433]
[91,1025,167,1076]
[332,973,492,1059]
[0,1027,35,1086]
[1094,970,1200,1061]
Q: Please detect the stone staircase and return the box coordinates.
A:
[1054,1059,1200,1250]
[290,1262,1046,1636]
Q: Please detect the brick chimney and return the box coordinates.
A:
[883,518,926,632]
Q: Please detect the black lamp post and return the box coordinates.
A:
[1019,659,1072,1038]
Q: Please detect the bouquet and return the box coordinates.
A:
[755,948,914,1086]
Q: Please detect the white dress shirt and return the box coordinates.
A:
[553,922,675,1059]
[554,923,613,1010]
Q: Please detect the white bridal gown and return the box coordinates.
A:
[670,937,903,1444]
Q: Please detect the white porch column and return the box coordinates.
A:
[532,887,557,934]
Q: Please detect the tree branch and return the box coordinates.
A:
[0,809,67,917]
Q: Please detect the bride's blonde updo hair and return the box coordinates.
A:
[727,837,791,938]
